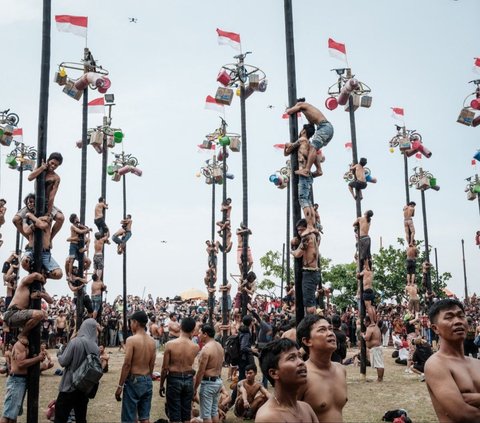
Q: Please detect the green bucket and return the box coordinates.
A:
[473,184,480,194]
[107,165,117,176]
[429,178,437,187]
[219,136,230,147]
[5,155,17,168]
[114,131,124,143]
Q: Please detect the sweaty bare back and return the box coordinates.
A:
[129,333,156,375]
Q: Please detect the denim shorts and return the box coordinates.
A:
[302,270,320,307]
[298,175,313,209]
[24,250,60,272]
[68,243,80,259]
[199,379,222,419]
[91,295,102,312]
[311,121,334,150]
[166,374,194,422]
[2,375,27,419]
[121,375,153,423]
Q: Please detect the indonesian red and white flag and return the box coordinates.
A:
[273,144,285,151]
[12,128,23,143]
[473,57,480,74]
[328,38,347,63]
[472,159,476,166]
[55,15,88,38]
[216,28,241,52]
[197,143,216,153]
[344,142,352,149]
[205,95,225,113]
[391,107,405,123]
[88,97,105,114]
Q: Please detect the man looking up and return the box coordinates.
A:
[425,299,480,422]
[255,338,318,423]
[296,315,347,422]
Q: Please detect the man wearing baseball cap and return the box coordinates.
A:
[115,310,156,423]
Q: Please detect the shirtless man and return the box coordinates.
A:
[22,212,62,279]
[285,98,334,177]
[236,223,253,274]
[348,158,368,201]
[112,214,132,255]
[66,213,91,280]
[0,198,6,229]
[94,197,110,238]
[99,344,109,372]
[284,128,319,237]
[168,313,181,340]
[406,243,418,285]
[27,152,64,236]
[3,272,50,341]
[93,231,109,278]
[403,201,416,245]
[206,240,218,269]
[0,338,46,423]
[406,281,420,318]
[364,315,384,382]
[91,274,106,320]
[220,198,232,220]
[357,262,376,323]
[194,324,225,423]
[115,310,156,423]
[353,210,373,271]
[39,342,54,372]
[160,316,199,423]
[55,311,67,345]
[425,299,480,422]
[297,315,347,422]
[256,338,318,423]
[292,219,320,315]
[234,363,269,419]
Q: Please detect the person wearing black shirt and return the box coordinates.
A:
[331,315,347,364]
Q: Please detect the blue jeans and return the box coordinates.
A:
[199,379,222,420]
[2,375,27,420]
[166,374,194,422]
[121,375,152,423]
[303,270,320,307]
[311,121,334,150]
[298,175,313,209]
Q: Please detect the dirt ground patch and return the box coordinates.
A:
[0,346,436,422]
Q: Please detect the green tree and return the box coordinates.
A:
[373,238,450,303]
[322,262,357,311]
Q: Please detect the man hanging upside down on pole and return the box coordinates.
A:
[285,99,334,178]
[112,214,132,255]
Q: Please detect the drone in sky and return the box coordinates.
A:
[129,18,138,23]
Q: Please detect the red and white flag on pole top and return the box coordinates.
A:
[328,38,347,64]
[216,28,241,52]
[205,95,225,113]
[12,128,23,143]
[55,15,88,38]
[391,107,405,123]
[273,144,285,151]
[88,97,105,114]
[473,57,480,74]
[344,142,352,149]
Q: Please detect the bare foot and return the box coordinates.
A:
[117,245,123,255]
[106,239,111,245]
[312,170,323,178]
[295,168,311,177]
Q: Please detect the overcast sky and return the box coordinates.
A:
[1,0,479,302]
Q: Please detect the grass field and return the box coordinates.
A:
[0,346,437,423]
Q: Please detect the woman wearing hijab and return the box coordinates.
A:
[54,318,100,423]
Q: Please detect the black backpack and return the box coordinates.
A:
[224,334,241,365]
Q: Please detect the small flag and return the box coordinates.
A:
[473,57,480,74]
[197,143,216,152]
[205,95,225,113]
[344,142,352,149]
[216,28,241,51]
[273,144,285,150]
[328,38,347,63]
[55,15,88,38]
[472,159,477,165]
[391,107,405,122]
[12,128,23,143]
[415,153,422,159]
[88,97,105,114]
